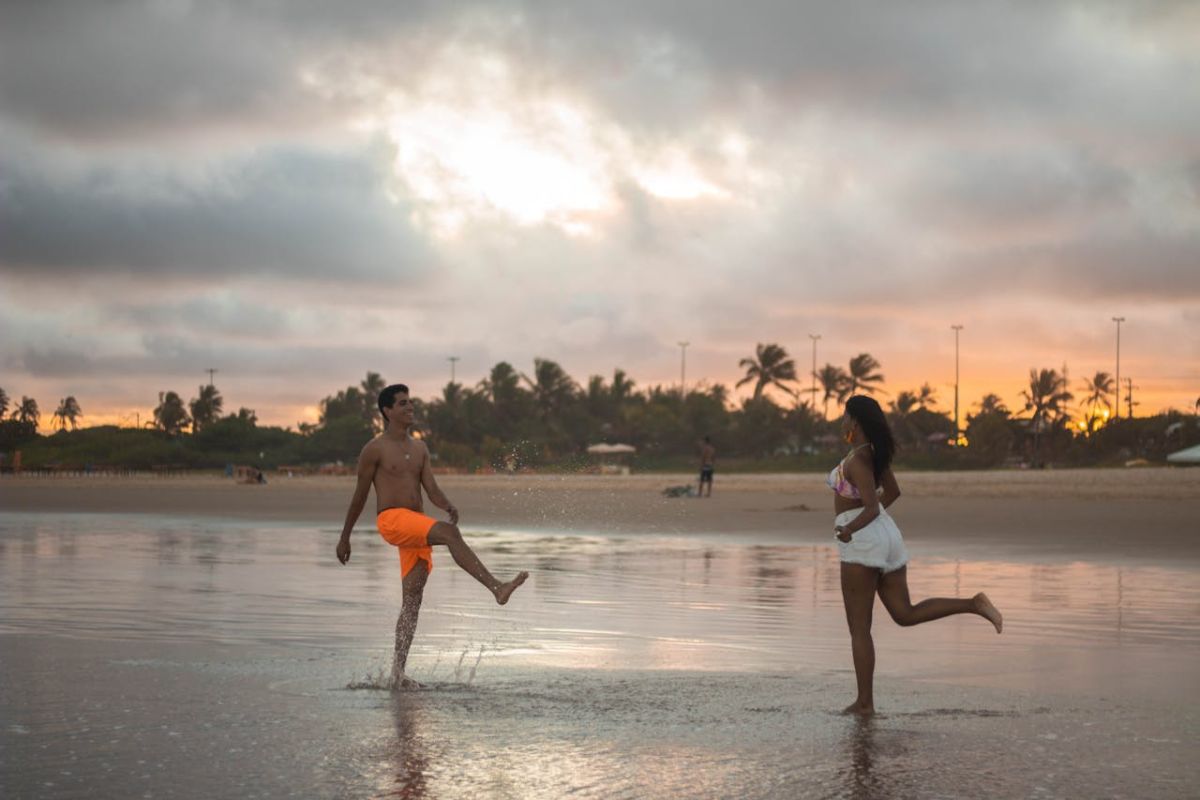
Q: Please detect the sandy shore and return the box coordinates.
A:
[3,467,1198,561]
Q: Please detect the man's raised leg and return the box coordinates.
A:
[427,522,528,604]
[392,560,429,690]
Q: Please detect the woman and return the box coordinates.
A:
[831,395,1002,715]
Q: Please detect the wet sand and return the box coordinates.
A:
[2,470,1199,797]
[3,467,1199,561]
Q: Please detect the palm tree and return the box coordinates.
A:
[479,362,522,404]
[63,396,82,429]
[52,400,68,431]
[916,382,938,410]
[0,387,9,419]
[16,396,39,427]
[815,364,850,419]
[1020,368,1073,463]
[845,353,885,396]
[736,343,798,401]
[1079,371,1114,433]
[361,372,387,431]
[522,358,578,420]
[889,390,918,416]
[154,391,190,435]
[189,384,224,432]
[610,369,636,404]
[52,396,83,431]
[976,393,1010,417]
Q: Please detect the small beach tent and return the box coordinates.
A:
[586,443,636,475]
[1166,444,1200,465]
[586,443,637,455]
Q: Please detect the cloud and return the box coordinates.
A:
[1,1,1197,420]
[0,137,432,281]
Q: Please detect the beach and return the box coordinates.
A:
[4,467,1198,560]
[2,468,1199,798]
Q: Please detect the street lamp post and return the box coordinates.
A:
[808,334,821,411]
[205,368,217,387]
[951,325,963,444]
[677,341,690,397]
[1111,317,1125,420]
[448,356,460,384]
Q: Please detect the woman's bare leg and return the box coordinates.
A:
[877,567,1002,633]
[841,562,880,715]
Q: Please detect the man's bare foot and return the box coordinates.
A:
[974,592,1003,633]
[842,701,875,716]
[494,571,529,605]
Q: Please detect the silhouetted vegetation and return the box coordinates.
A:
[1,351,1197,474]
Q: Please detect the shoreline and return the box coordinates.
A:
[3,468,1198,562]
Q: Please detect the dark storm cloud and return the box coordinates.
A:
[908,150,1134,233]
[0,140,431,280]
[0,0,440,140]
[16,334,445,385]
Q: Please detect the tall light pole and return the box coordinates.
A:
[808,334,821,411]
[205,368,217,387]
[951,325,963,443]
[677,341,690,397]
[1111,317,1125,419]
[447,356,460,384]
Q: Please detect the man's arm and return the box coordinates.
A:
[337,442,378,564]
[419,444,459,525]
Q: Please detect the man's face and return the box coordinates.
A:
[388,393,415,425]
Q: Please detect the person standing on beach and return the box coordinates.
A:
[831,395,1002,715]
[698,436,716,497]
[336,383,528,689]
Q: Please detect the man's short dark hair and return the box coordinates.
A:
[378,383,410,424]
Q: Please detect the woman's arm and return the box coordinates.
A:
[879,468,901,509]
[835,455,882,542]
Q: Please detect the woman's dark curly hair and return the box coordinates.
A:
[845,395,896,481]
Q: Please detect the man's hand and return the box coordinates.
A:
[447,505,459,525]
[336,536,351,564]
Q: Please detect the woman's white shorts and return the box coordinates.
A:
[835,507,909,573]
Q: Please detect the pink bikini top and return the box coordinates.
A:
[826,444,877,500]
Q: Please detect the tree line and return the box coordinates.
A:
[2,344,1196,472]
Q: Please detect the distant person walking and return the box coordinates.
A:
[336,383,528,689]
[830,396,1002,715]
[698,436,716,497]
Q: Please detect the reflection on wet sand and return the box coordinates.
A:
[840,715,880,800]
[2,511,1198,798]
[384,699,432,800]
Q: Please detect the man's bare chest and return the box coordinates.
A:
[378,440,422,478]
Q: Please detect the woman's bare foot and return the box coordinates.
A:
[974,592,1003,633]
[842,700,875,716]
[494,572,529,605]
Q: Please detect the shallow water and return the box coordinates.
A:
[1,513,1197,798]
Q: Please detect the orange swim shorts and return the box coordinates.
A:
[376,508,436,577]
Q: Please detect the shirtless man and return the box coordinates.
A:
[698,436,715,497]
[336,383,528,689]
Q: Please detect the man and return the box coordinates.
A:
[698,436,715,497]
[337,383,528,689]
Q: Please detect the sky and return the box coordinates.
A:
[2,0,1198,430]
